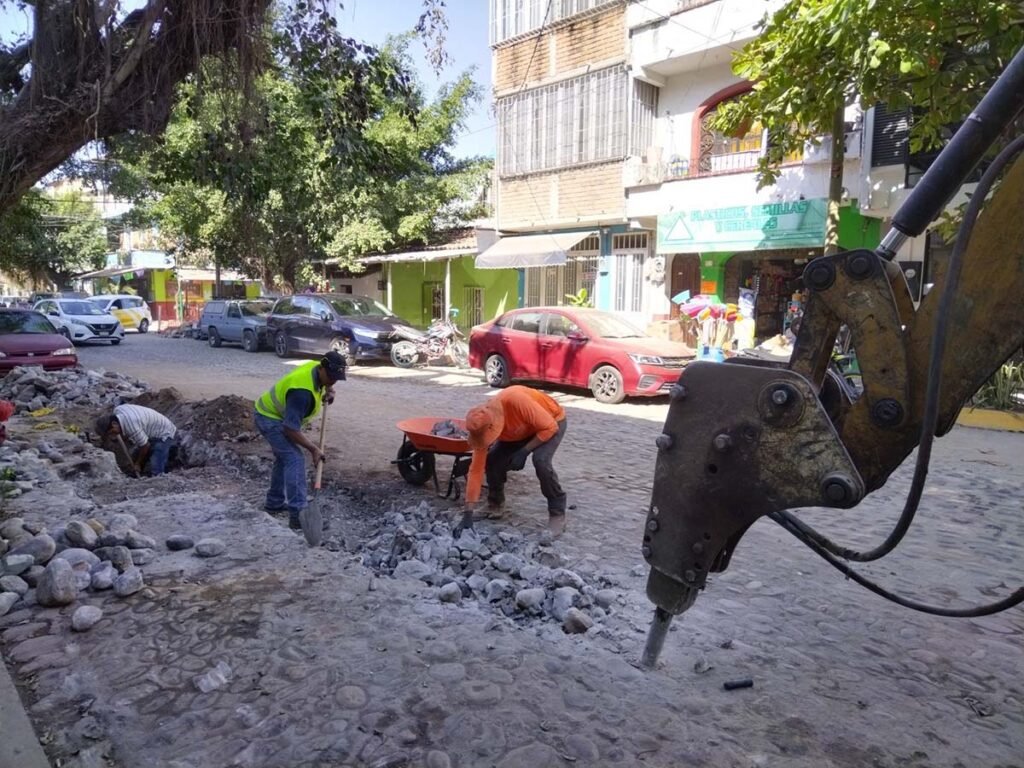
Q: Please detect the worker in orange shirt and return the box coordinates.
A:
[457,385,568,537]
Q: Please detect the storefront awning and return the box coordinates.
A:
[657,199,827,254]
[77,266,139,280]
[360,247,477,265]
[475,231,596,270]
[175,268,257,283]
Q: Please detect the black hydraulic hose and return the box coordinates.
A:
[775,134,1024,566]
[769,511,1024,618]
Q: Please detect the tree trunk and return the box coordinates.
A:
[823,104,846,257]
[0,0,269,216]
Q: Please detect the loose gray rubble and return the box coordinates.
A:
[0,365,145,414]
[358,501,622,633]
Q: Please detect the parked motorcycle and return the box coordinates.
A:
[390,308,469,369]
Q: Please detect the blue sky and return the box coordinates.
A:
[0,0,495,158]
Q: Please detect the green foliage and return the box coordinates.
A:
[105,37,489,290]
[0,187,107,287]
[564,288,592,308]
[713,0,1024,190]
[973,357,1024,411]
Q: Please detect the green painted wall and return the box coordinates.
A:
[698,252,733,303]
[837,203,882,250]
[389,255,518,328]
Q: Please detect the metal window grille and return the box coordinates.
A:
[464,286,485,327]
[497,66,629,177]
[544,266,561,305]
[630,80,658,156]
[526,268,542,306]
[426,282,444,322]
[491,0,619,45]
[612,233,648,314]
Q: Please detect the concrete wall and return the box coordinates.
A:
[499,163,626,231]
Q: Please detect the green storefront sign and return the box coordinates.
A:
[657,199,828,253]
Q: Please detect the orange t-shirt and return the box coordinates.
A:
[465,386,565,504]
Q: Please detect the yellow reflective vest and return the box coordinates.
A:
[254,362,323,426]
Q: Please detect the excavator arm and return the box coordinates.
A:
[640,46,1024,665]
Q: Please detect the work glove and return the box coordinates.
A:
[452,509,475,539]
[508,448,530,472]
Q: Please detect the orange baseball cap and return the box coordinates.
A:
[466,399,504,451]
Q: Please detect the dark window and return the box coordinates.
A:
[0,312,57,334]
[274,298,295,315]
[312,300,333,319]
[227,305,241,319]
[543,313,578,337]
[871,103,911,168]
[511,312,543,334]
[494,314,513,328]
[292,296,313,316]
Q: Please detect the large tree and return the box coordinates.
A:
[0,0,446,214]
[105,40,489,289]
[712,0,1024,252]
[0,188,107,287]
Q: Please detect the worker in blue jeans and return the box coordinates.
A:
[253,351,347,530]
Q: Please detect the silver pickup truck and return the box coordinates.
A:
[199,299,274,352]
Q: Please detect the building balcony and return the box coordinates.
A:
[624,131,862,188]
[628,0,784,78]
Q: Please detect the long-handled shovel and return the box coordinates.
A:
[300,405,328,547]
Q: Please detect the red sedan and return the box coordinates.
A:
[0,310,79,372]
[469,307,695,404]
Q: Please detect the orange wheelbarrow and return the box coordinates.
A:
[393,417,473,499]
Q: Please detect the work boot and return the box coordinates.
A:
[484,494,506,519]
[547,512,567,537]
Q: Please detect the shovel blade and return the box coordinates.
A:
[300,499,323,548]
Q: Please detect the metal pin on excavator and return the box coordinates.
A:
[640,46,1024,667]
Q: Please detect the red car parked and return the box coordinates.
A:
[469,307,695,404]
[0,310,78,372]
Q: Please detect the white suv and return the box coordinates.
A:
[34,298,124,345]
[89,294,153,333]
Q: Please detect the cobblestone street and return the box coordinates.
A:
[1,333,1022,767]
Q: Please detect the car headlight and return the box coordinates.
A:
[53,347,75,356]
[628,353,665,365]
[0,351,6,358]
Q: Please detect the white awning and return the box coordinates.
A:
[77,266,138,279]
[175,268,257,283]
[360,247,477,265]
[475,231,597,270]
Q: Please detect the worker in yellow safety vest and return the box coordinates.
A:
[253,351,347,530]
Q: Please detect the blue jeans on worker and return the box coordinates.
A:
[148,437,174,476]
[254,411,306,523]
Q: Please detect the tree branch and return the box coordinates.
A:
[103,0,166,99]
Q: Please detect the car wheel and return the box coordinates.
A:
[485,354,511,388]
[329,337,356,366]
[242,330,259,353]
[590,365,625,404]
[274,331,290,358]
[138,319,149,334]
[208,327,222,348]
[396,441,435,486]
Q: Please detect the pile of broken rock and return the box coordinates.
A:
[0,366,146,414]
[363,503,624,635]
[0,513,225,629]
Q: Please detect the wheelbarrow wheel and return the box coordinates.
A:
[396,441,435,486]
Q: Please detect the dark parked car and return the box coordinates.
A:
[200,299,274,352]
[266,294,412,363]
[468,307,695,404]
[0,309,78,372]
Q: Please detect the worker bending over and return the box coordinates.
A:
[95,404,178,476]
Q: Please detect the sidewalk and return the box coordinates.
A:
[0,659,49,768]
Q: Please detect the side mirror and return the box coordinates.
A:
[567,330,588,342]
[320,312,332,322]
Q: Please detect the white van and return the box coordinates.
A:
[89,294,153,333]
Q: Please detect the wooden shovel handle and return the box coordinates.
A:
[314,404,328,490]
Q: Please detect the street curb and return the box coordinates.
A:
[0,660,50,768]
[957,408,1024,432]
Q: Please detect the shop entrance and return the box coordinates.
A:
[669,254,700,318]
[726,250,818,343]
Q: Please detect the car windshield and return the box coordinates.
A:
[240,301,273,317]
[59,300,105,316]
[328,296,392,317]
[0,313,56,334]
[583,311,648,339]
[88,299,110,310]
